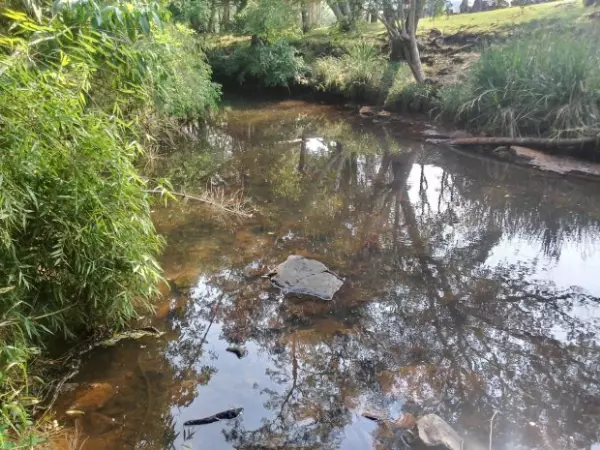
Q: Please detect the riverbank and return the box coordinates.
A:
[351,100,600,180]
[206,0,600,163]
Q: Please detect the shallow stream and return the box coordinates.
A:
[53,100,600,450]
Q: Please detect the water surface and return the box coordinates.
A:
[54,100,600,450]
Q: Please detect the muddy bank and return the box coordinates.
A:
[353,105,600,181]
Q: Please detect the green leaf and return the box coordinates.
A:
[139,13,150,35]
[151,11,162,30]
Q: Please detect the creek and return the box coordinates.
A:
[52,99,600,450]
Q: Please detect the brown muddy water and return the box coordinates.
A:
[52,100,600,450]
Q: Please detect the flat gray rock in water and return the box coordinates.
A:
[417,414,464,450]
[269,255,343,300]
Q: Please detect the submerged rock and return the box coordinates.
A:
[359,106,375,117]
[417,414,464,450]
[67,382,115,412]
[226,345,248,359]
[268,255,343,301]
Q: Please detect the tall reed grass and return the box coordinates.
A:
[437,28,600,138]
[312,40,387,101]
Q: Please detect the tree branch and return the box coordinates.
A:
[449,136,599,149]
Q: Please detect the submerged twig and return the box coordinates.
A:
[199,292,225,351]
[136,354,152,443]
[489,410,498,450]
[145,187,254,218]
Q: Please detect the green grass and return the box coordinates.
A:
[297,0,588,53]
[419,0,585,35]
[437,26,600,138]
[210,0,590,55]
[312,40,388,100]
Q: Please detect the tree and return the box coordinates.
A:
[237,0,301,41]
[298,0,321,32]
[459,0,469,12]
[368,0,425,82]
[325,0,363,30]
[471,0,483,11]
[425,0,446,17]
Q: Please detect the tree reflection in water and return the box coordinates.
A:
[153,109,600,450]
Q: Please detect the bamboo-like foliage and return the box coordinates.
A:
[0,55,164,441]
[0,2,218,442]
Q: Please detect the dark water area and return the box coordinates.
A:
[53,100,600,450]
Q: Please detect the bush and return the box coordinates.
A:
[312,41,386,101]
[0,6,223,445]
[146,24,221,119]
[0,61,163,438]
[437,29,600,137]
[386,78,440,113]
[237,0,301,42]
[210,40,308,87]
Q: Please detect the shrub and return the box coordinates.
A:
[312,41,386,101]
[146,24,221,119]
[437,29,600,137]
[237,0,301,42]
[210,40,308,87]
[386,78,440,113]
[0,61,163,438]
[0,5,224,445]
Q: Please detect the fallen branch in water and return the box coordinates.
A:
[449,136,599,149]
[184,407,243,426]
[145,187,254,218]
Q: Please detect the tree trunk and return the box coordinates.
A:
[339,0,351,16]
[407,33,425,82]
[449,136,599,148]
[406,0,425,83]
[389,37,425,83]
[222,0,230,30]
[308,1,319,26]
[327,0,345,22]
[389,37,406,62]
[251,34,265,47]
[301,0,310,33]
[208,0,217,32]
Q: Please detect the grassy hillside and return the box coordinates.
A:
[297,0,588,51]
[418,0,585,35]
[208,0,590,54]
[206,0,600,139]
